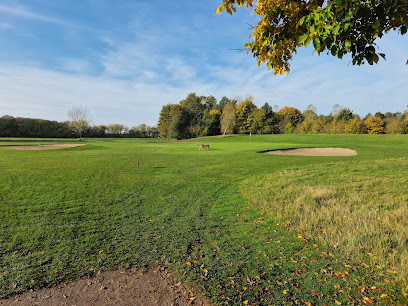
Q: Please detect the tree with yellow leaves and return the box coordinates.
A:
[364,116,385,134]
[216,0,408,74]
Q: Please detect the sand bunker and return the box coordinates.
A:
[0,144,85,150]
[264,147,357,156]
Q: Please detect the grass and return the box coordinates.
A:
[242,159,408,277]
[0,135,407,304]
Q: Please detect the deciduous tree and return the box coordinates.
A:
[221,103,236,135]
[158,104,172,137]
[106,124,127,136]
[336,108,355,122]
[216,0,408,74]
[261,103,281,133]
[364,116,385,134]
[67,106,91,140]
[167,104,191,139]
[303,104,318,120]
[345,117,365,134]
[201,109,221,136]
[218,96,237,111]
[278,106,303,132]
[235,97,258,134]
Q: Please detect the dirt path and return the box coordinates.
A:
[0,267,207,306]
[0,144,85,150]
[264,147,357,156]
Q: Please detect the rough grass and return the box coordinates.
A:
[1,135,407,304]
[241,158,408,281]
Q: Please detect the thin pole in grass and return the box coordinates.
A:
[138,159,140,170]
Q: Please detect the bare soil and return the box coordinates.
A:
[264,147,357,156]
[0,144,85,150]
[0,267,207,306]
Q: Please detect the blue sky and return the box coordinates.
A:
[0,0,407,127]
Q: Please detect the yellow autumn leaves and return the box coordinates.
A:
[216,0,307,75]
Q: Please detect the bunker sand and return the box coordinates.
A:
[0,144,85,150]
[264,147,357,156]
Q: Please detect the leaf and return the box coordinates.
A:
[335,300,342,305]
[363,296,373,303]
[333,24,341,35]
[313,38,320,50]
[243,301,249,305]
[378,53,386,60]
[304,37,313,48]
[299,34,309,44]
[373,20,380,30]
[373,54,379,64]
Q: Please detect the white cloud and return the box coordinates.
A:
[0,22,12,31]
[0,4,67,27]
[1,43,407,129]
[59,58,92,73]
[165,58,197,82]
[100,42,159,80]
[1,13,407,128]
[0,64,195,127]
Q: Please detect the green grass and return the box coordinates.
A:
[0,135,407,304]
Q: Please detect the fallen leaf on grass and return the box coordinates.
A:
[363,296,373,303]
[386,268,397,274]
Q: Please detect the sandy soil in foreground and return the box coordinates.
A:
[0,267,206,306]
[264,147,357,156]
[0,144,85,150]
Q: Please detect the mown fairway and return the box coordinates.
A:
[0,135,407,304]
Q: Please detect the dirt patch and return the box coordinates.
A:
[0,267,207,306]
[0,144,85,150]
[264,147,357,156]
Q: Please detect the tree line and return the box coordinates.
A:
[158,93,408,139]
[0,115,158,138]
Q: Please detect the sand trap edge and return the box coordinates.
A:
[0,144,86,150]
[262,147,357,156]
